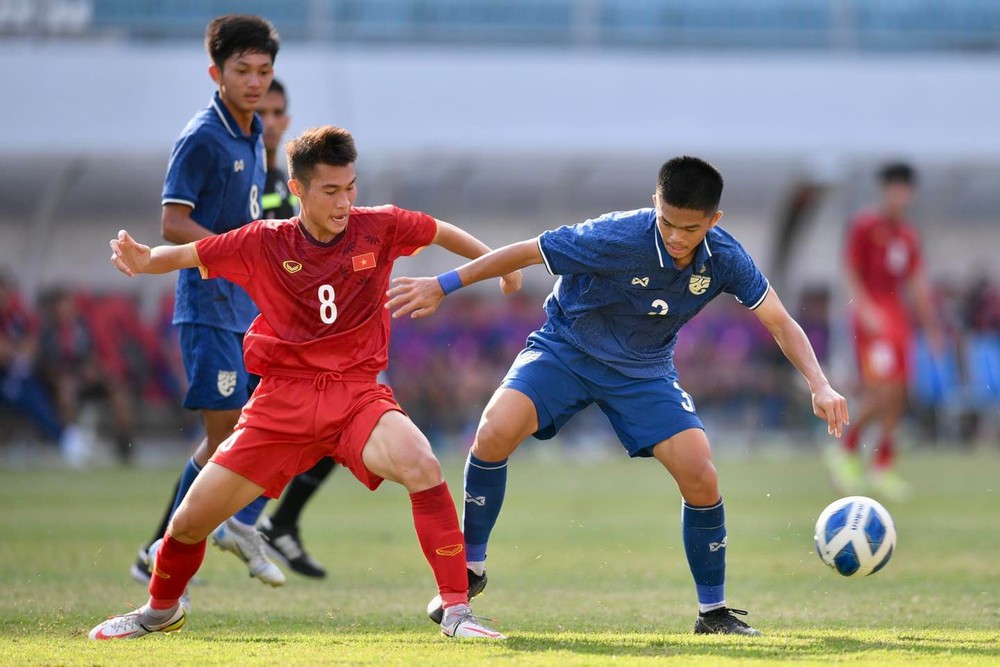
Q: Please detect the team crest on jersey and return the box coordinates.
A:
[513,350,543,368]
[689,275,711,295]
[282,260,303,273]
[352,252,377,272]
[217,370,237,397]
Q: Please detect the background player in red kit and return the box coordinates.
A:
[827,162,940,500]
[90,125,516,641]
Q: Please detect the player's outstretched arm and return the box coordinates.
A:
[431,219,523,294]
[386,238,543,320]
[752,287,850,437]
[109,230,200,277]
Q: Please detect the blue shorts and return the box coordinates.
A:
[178,324,256,411]
[501,329,704,458]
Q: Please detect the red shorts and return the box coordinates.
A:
[854,324,911,385]
[210,375,403,498]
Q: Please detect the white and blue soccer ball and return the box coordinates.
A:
[814,496,896,577]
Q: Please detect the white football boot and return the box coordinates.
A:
[440,603,505,639]
[89,604,185,640]
[211,518,286,586]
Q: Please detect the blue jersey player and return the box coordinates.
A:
[130,14,286,590]
[386,156,849,636]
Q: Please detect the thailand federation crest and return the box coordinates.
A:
[689,274,712,295]
[217,370,238,398]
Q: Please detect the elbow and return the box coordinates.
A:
[161,221,180,244]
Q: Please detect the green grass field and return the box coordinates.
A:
[1,448,998,665]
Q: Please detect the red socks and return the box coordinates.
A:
[843,427,861,453]
[873,434,895,469]
[148,535,206,610]
[410,482,468,608]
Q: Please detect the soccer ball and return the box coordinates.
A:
[814,496,896,577]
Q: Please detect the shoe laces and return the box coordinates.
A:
[227,520,270,565]
[102,609,143,632]
[705,607,752,627]
[443,605,497,630]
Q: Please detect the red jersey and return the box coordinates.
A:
[845,209,923,324]
[195,205,436,379]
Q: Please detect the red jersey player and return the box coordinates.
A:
[90,125,516,641]
[827,162,940,501]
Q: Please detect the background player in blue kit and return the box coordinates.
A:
[131,14,285,588]
[386,156,850,636]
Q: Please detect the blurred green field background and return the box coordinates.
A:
[1,449,998,665]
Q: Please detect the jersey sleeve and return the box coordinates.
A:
[538,215,621,276]
[723,245,770,310]
[162,132,215,209]
[194,221,264,287]
[391,206,438,258]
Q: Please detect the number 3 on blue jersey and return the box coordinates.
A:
[674,381,695,412]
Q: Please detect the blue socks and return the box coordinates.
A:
[682,499,727,612]
[233,495,268,526]
[169,457,202,518]
[462,453,508,564]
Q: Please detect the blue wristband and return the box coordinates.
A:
[436,270,463,295]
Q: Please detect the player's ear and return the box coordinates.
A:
[288,178,304,198]
[208,64,222,86]
[709,210,723,227]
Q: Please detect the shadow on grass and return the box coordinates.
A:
[499,631,1000,660]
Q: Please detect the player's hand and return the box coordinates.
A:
[109,230,151,277]
[812,383,849,438]
[500,269,522,295]
[385,276,446,319]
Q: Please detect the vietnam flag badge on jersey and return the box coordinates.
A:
[352,252,377,272]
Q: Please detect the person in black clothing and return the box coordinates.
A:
[259,79,298,220]
[255,78,336,579]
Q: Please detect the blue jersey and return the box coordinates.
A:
[537,208,769,379]
[163,92,265,333]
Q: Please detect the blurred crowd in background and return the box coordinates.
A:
[3,268,999,466]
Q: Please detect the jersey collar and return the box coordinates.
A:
[211,91,262,140]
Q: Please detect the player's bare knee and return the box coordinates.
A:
[472,422,519,462]
[166,512,210,544]
[395,446,443,492]
[680,463,720,506]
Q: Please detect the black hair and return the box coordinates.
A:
[286,126,358,184]
[879,162,916,186]
[205,14,280,70]
[657,156,724,214]
[268,78,288,108]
